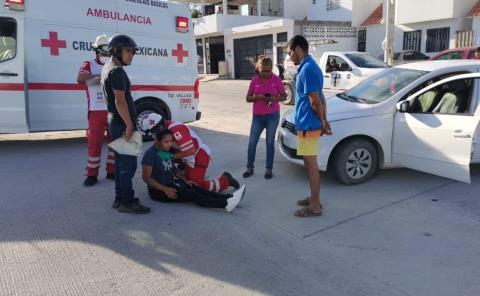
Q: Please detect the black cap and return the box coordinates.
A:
[107,34,139,53]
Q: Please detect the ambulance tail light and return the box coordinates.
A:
[194,79,200,99]
[4,0,25,10]
[176,16,189,33]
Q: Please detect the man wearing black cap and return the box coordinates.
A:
[101,34,150,214]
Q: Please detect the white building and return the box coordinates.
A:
[192,0,308,78]
[193,0,362,79]
[308,0,381,26]
[192,0,480,79]
[358,0,479,58]
[469,1,480,45]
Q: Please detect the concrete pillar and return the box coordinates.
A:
[273,32,278,65]
[257,0,262,16]
[202,38,207,75]
[223,0,228,15]
[384,0,395,66]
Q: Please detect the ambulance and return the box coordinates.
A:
[0,0,200,134]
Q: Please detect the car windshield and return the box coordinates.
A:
[339,68,428,104]
[345,53,388,68]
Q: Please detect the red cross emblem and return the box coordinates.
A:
[41,32,67,56]
[172,43,189,63]
[149,119,157,126]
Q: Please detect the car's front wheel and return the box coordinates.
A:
[282,81,295,105]
[331,139,378,185]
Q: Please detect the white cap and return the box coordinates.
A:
[140,113,163,132]
[92,34,109,52]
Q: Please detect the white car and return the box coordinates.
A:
[280,52,387,105]
[278,60,480,184]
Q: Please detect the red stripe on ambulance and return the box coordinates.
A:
[0,83,194,92]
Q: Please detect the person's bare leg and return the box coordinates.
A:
[303,155,321,212]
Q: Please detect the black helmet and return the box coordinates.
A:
[108,34,139,64]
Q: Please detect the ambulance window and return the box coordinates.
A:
[0,18,16,63]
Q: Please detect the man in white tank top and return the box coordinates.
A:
[77,34,115,187]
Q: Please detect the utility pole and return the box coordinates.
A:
[384,0,395,66]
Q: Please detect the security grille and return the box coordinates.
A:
[426,27,450,53]
[358,29,366,52]
[403,30,421,51]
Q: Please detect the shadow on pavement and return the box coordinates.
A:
[1,126,478,295]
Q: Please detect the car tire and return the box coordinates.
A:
[274,64,285,80]
[331,139,378,185]
[282,81,295,105]
[135,100,168,142]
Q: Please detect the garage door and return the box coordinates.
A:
[234,35,273,79]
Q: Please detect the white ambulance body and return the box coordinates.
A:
[0,0,200,134]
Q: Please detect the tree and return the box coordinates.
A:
[191,9,201,18]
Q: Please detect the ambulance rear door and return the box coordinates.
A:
[0,13,28,133]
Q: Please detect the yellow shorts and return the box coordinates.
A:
[297,130,321,156]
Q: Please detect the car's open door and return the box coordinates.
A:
[392,74,480,183]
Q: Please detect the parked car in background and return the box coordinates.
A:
[280,51,387,105]
[378,50,429,65]
[430,47,480,60]
[278,60,480,185]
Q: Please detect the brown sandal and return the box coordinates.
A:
[294,206,322,218]
[297,197,310,206]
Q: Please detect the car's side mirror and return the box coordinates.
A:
[397,101,410,113]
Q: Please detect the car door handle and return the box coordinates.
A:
[453,134,472,139]
[0,72,18,77]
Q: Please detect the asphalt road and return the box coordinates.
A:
[0,80,479,296]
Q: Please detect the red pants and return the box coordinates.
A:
[86,111,115,177]
[185,149,229,192]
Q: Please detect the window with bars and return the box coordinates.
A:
[403,30,421,51]
[358,29,366,52]
[327,0,340,10]
[426,27,450,53]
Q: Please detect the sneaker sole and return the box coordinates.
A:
[117,209,151,214]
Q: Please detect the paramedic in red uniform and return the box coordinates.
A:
[78,34,115,187]
[140,113,241,193]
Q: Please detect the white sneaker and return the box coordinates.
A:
[240,184,247,201]
[226,185,246,213]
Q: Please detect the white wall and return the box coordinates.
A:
[365,24,385,57]
[194,14,278,36]
[398,18,468,54]
[307,0,353,22]
[224,19,295,78]
[351,0,382,27]
[365,17,471,58]
[283,0,309,20]
[396,0,477,25]
[473,17,480,46]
